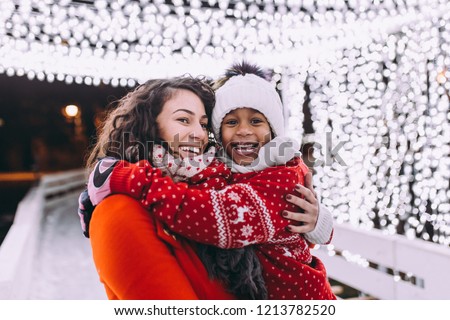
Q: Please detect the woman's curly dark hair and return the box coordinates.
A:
[86,76,215,169]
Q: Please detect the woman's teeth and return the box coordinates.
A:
[179,146,201,155]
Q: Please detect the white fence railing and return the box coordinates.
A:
[313,223,450,299]
[0,169,86,299]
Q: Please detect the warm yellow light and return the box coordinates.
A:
[64,104,79,117]
[437,71,447,84]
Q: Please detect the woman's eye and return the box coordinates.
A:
[177,118,189,124]
[201,123,208,129]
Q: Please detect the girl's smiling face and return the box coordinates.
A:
[220,107,272,166]
[156,89,209,158]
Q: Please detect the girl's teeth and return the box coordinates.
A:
[234,147,256,156]
[235,144,256,150]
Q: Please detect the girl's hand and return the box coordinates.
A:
[87,157,118,206]
[78,189,95,238]
[283,172,319,233]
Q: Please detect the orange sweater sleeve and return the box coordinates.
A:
[89,194,199,300]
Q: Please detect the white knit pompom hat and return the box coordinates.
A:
[212,73,285,138]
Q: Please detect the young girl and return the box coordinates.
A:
[87,63,335,299]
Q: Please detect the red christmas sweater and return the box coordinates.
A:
[108,157,336,300]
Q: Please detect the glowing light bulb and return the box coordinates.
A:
[437,70,447,84]
[64,104,79,118]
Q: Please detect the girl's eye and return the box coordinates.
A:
[251,118,264,124]
[224,119,237,126]
[201,123,208,129]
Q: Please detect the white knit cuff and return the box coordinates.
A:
[304,204,333,245]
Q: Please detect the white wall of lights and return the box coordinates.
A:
[1,0,449,83]
[1,0,449,245]
[279,11,450,245]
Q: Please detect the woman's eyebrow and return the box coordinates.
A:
[173,109,208,119]
[172,108,194,115]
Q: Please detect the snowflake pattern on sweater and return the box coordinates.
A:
[108,157,335,300]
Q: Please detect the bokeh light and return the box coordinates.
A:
[63,104,79,118]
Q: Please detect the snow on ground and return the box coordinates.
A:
[28,199,106,299]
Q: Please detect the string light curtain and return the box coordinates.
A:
[279,10,450,245]
[1,0,449,83]
[1,0,449,245]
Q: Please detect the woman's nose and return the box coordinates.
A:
[189,123,207,140]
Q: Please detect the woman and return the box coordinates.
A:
[82,76,234,299]
[81,74,330,299]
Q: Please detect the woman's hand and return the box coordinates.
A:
[283,172,319,233]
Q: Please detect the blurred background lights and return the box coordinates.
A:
[0,0,448,83]
[437,69,447,84]
[63,104,79,118]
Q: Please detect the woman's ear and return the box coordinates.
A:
[207,130,216,144]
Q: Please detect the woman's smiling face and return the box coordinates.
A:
[156,89,209,158]
[220,107,272,166]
